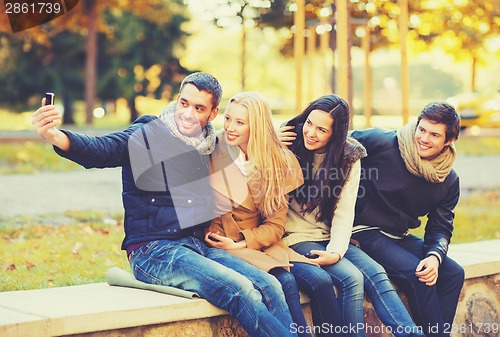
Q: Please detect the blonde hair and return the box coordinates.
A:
[228,92,297,216]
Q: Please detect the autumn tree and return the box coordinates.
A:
[0,0,191,124]
[98,6,190,122]
[256,0,499,93]
[410,0,500,92]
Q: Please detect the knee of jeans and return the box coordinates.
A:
[344,268,364,291]
[367,267,390,285]
[271,269,298,291]
[448,263,465,286]
[312,276,336,296]
[365,271,396,297]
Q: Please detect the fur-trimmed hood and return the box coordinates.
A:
[344,136,367,164]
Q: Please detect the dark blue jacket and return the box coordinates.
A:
[350,128,460,262]
[55,116,215,251]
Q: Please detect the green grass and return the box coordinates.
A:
[410,190,500,243]
[0,142,81,174]
[0,210,129,292]
[454,136,500,156]
[0,191,499,292]
[0,110,34,130]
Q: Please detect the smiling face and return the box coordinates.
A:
[223,102,250,155]
[174,83,218,137]
[415,118,452,159]
[302,109,334,153]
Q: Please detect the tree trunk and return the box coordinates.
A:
[129,97,138,123]
[471,53,477,92]
[62,94,75,125]
[84,0,98,125]
[241,19,246,91]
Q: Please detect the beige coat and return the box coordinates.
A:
[208,134,316,272]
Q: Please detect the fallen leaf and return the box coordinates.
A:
[6,264,16,271]
[25,260,36,270]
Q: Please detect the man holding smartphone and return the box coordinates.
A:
[32,72,297,337]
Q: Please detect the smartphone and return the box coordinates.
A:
[305,252,319,259]
[45,92,55,106]
[208,235,220,242]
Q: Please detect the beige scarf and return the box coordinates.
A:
[396,121,456,183]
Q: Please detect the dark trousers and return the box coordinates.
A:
[352,230,465,337]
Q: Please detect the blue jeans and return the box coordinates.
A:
[344,244,424,337]
[288,260,343,337]
[291,241,424,337]
[270,267,312,337]
[291,241,363,337]
[129,238,297,337]
[352,231,465,337]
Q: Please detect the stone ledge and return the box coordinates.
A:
[0,283,229,337]
[1,240,499,337]
[448,240,500,279]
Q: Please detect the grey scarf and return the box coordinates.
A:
[159,102,216,155]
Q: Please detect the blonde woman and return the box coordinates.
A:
[205,92,343,337]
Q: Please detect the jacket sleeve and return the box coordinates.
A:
[424,175,460,263]
[240,206,287,250]
[53,117,153,169]
[326,160,361,257]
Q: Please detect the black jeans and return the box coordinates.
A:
[352,230,465,337]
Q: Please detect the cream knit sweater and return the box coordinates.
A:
[282,153,361,258]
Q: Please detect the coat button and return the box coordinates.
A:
[187,199,192,204]
[151,198,155,203]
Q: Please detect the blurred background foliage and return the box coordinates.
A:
[0,0,498,127]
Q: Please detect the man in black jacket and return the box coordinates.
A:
[351,102,464,337]
[32,72,297,337]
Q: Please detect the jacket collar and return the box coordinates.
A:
[209,132,256,211]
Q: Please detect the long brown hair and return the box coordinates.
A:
[286,94,350,224]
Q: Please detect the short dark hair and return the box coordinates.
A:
[417,102,460,142]
[179,72,223,110]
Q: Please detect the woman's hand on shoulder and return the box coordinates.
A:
[276,125,297,146]
[305,250,341,266]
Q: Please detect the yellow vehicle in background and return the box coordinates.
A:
[448,91,500,130]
